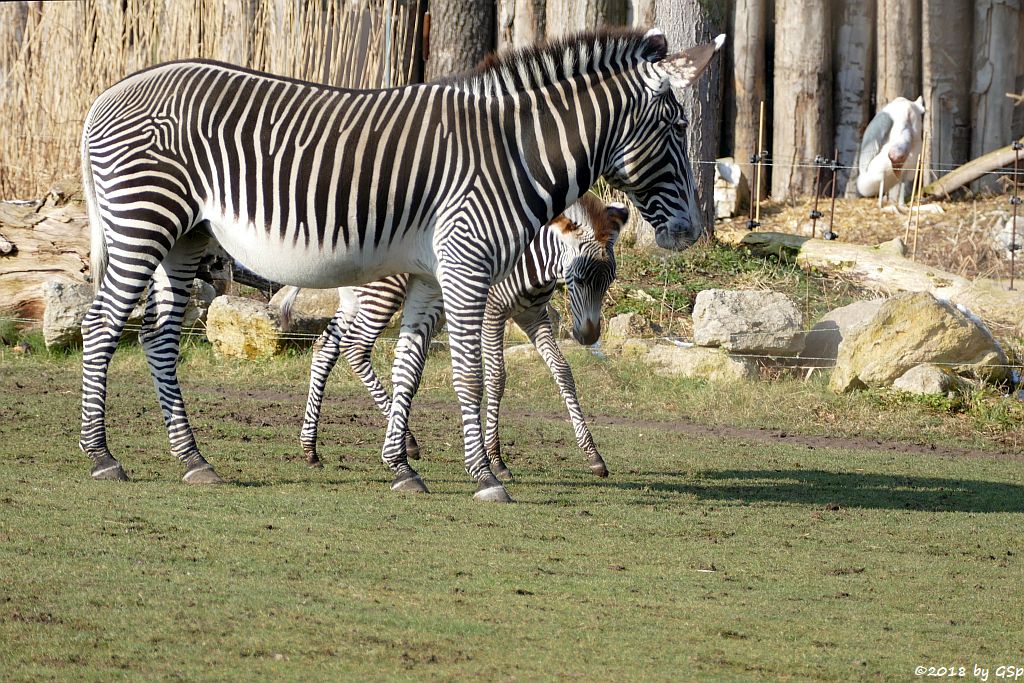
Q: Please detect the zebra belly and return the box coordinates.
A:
[203,211,437,288]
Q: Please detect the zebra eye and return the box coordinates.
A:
[673,120,689,134]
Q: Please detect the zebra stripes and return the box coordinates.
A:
[79,28,724,501]
[286,195,626,481]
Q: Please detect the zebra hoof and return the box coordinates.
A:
[90,460,129,481]
[473,475,513,503]
[304,449,323,469]
[182,464,226,485]
[390,472,429,494]
[490,460,514,482]
[589,458,609,478]
[405,433,421,461]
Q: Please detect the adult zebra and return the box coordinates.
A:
[284,194,627,481]
[80,28,723,501]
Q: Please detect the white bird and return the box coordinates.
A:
[856,96,925,207]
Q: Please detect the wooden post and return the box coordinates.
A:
[922,0,974,179]
[544,0,626,38]
[771,0,832,201]
[833,0,876,196]
[496,0,545,50]
[726,0,768,202]
[970,0,1022,192]
[424,0,495,81]
[876,0,922,106]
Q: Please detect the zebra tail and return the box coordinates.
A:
[80,126,107,294]
[278,285,301,332]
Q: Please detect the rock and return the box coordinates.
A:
[267,287,337,336]
[892,363,969,396]
[183,280,217,334]
[627,288,657,304]
[829,292,1009,392]
[645,344,759,382]
[692,289,804,356]
[42,279,215,350]
[992,215,1022,260]
[606,312,658,340]
[713,157,749,219]
[206,295,284,359]
[798,298,886,367]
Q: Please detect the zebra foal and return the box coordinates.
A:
[284,194,627,482]
[80,28,723,501]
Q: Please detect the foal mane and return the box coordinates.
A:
[450,28,668,97]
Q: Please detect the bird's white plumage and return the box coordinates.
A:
[856,96,925,207]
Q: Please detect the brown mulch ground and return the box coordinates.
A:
[719,195,1020,283]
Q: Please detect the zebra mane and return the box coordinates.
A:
[573,192,626,248]
[450,28,668,97]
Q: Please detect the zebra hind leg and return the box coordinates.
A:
[81,252,166,481]
[138,230,223,484]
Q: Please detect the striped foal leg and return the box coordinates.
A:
[300,305,356,467]
[438,266,512,503]
[138,230,223,484]
[80,251,164,481]
[517,308,608,478]
[380,276,443,493]
[481,308,515,482]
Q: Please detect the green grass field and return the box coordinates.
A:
[1,344,1022,681]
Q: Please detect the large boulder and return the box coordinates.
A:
[644,344,759,382]
[829,292,1009,392]
[267,287,337,336]
[692,289,804,356]
[41,279,214,350]
[206,296,284,359]
[798,298,886,367]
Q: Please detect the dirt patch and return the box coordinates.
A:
[195,382,1023,463]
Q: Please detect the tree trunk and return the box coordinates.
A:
[656,1,726,228]
[771,0,831,201]
[833,0,876,197]
[424,0,495,80]
[544,0,627,38]
[628,0,656,28]
[922,0,974,182]
[971,0,1022,191]
[876,0,921,106]
[726,0,768,203]
[496,0,545,50]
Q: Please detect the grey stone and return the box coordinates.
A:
[692,289,804,356]
[606,312,658,340]
[644,344,759,382]
[206,295,284,359]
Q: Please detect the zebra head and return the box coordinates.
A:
[556,197,629,346]
[604,31,725,251]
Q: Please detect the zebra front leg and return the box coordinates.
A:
[481,308,514,482]
[519,311,608,478]
[438,268,512,503]
[300,320,346,468]
[381,276,443,493]
[139,231,223,484]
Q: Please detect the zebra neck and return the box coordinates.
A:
[502,70,632,227]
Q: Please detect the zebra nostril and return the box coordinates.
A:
[574,321,600,346]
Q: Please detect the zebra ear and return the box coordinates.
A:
[658,34,725,92]
[605,202,629,228]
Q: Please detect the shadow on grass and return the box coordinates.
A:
[549,469,1024,513]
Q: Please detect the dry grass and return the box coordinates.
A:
[0,0,421,200]
[720,195,1021,283]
